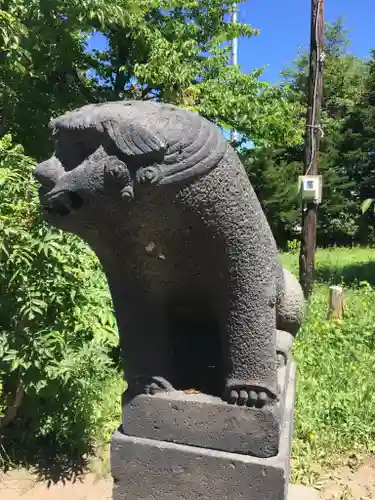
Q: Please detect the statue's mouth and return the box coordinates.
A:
[41,189,84,217]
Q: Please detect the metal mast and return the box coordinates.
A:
[231,3,238,143]
[231,3,238,66]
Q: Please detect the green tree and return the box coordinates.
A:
[0,0,149,158]
[245,19,367,247]
[1,0,303,160]
[340,51,375,242]
[242,146,301,245]
[284,18,367,245]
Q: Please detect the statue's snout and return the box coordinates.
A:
[34,157,64,189]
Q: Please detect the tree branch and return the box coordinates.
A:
[0,380,24,429]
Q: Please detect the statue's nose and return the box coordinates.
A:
[34,157,63,189]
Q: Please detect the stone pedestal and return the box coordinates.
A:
[111,363,296,500]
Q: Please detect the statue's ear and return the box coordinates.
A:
[102,119,166,164]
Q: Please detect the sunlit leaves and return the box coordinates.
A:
[1,0,304,158]
[0,135,117,414]
[361,198,374,214]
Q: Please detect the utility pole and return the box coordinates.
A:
[231,3,239,143]
[299,0,325,298]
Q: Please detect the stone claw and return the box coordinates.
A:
[145,376,174,395]
[104,158,128,180]
[120,185,134,201]
[137,166,160,184]
[223,383,275,408]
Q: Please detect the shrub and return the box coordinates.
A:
[0,135,122,465]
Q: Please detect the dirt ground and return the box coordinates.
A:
[1,458,375,499]
[0,470,111,500]
[316,456,375,499]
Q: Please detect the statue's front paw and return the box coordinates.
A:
[223,381,277,408]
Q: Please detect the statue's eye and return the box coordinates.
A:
[55,133,97,171]
[70,140,93,164]
[74,140,89,158]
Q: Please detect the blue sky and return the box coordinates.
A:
[240,0,374,82]
[88,0,374,84]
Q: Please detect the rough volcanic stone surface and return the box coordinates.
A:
[112,363,296,500]
[122,362,292,458]
[34,100,304,409]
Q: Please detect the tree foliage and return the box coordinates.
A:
[1,0,303,159]
[338,50,375,241]
[242,146,302,244]
[0,0,141,157]
[0,134,121,459]
[244,19,369,247]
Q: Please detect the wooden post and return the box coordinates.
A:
[327,285,344,320]
[299,0,325,299]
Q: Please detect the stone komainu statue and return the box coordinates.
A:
[34,101,304,408]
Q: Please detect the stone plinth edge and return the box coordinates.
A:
[111,363,296,500]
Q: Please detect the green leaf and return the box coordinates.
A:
[361,199,374,214]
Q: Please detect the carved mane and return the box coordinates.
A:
[49,101,228,186]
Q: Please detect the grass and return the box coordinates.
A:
[282,246,375,484]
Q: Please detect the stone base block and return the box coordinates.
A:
[121,362,293,459]
[111,364,296,500]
